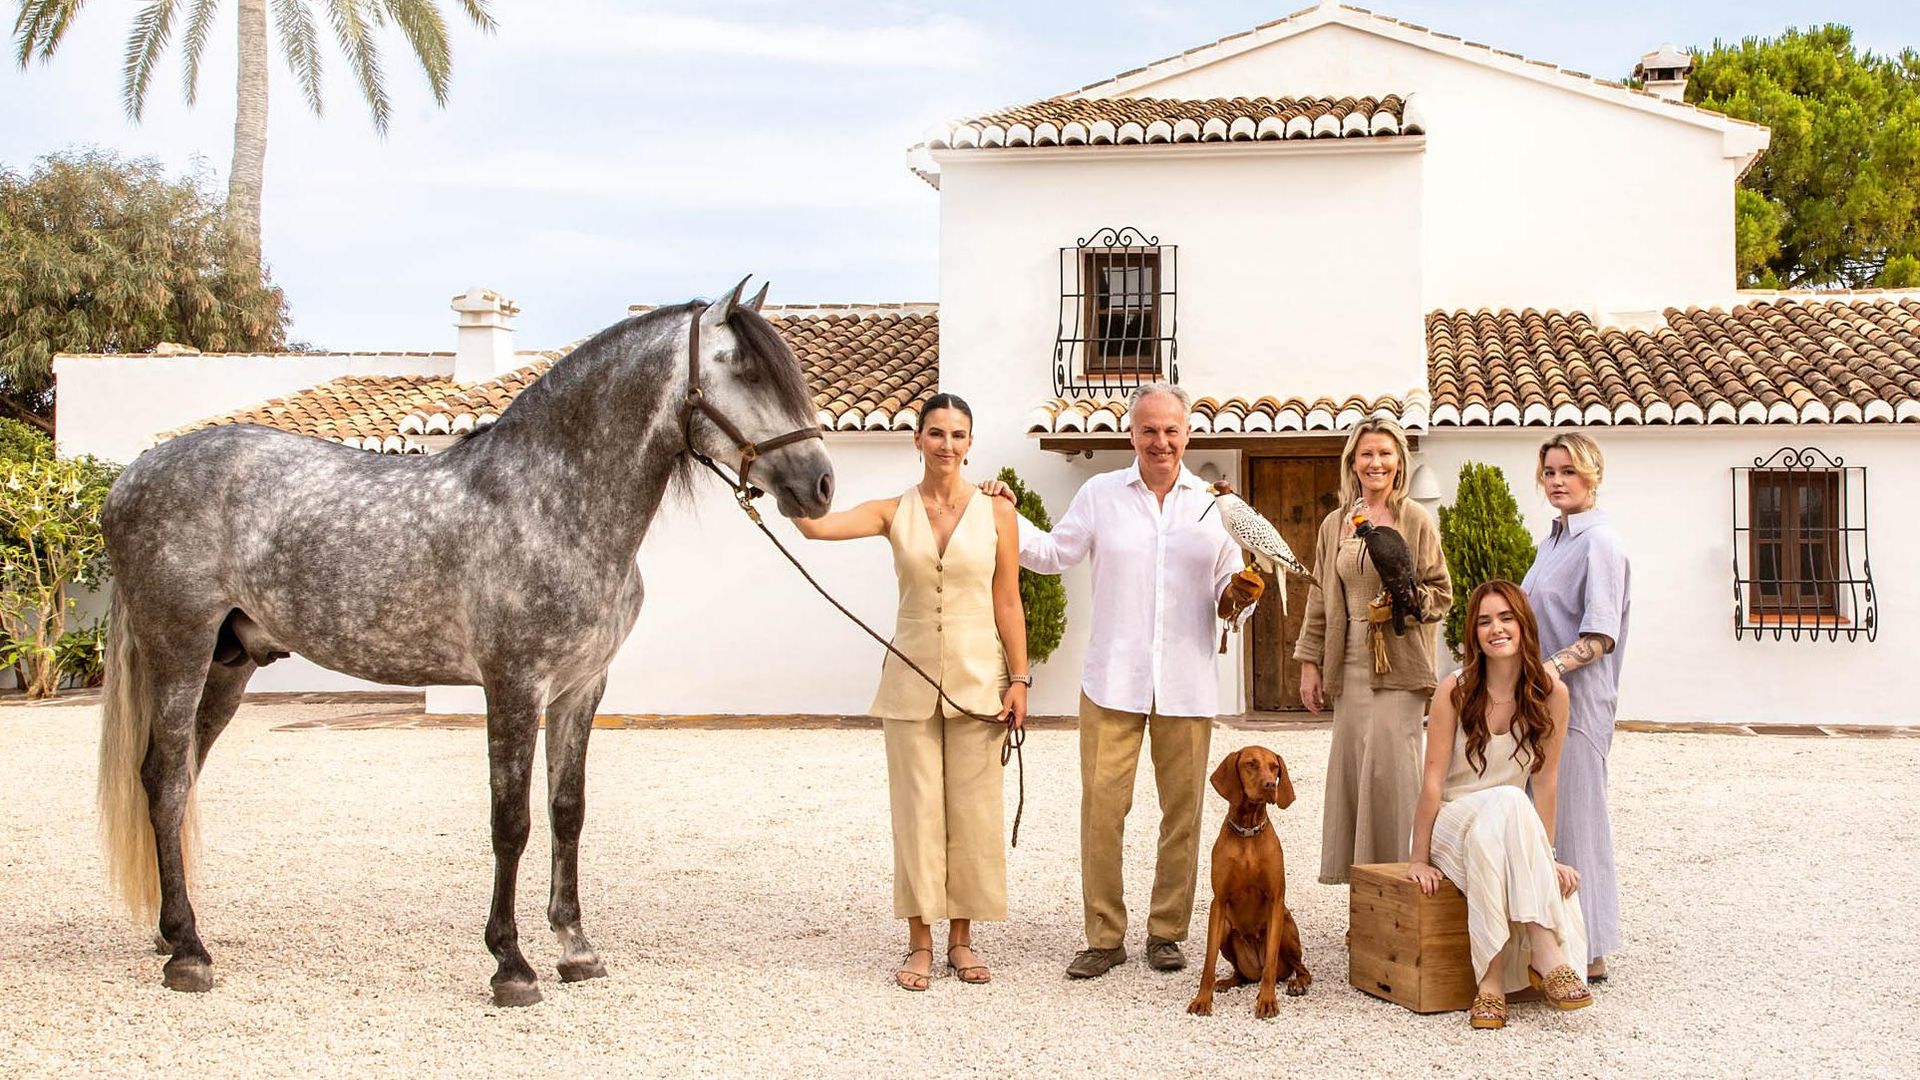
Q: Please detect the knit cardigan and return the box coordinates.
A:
[1291,500,1452,699]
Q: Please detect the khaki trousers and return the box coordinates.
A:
[1078,693,1213,949]
[883,712,1007,922]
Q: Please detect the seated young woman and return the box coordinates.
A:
[1407,579,1595,1029]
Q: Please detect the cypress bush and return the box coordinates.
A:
[996,467,1067,663]
[1437,462,1537,659]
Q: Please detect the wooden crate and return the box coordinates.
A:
[1347,861,1477,1013]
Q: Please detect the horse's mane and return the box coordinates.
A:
[456,302,815,505]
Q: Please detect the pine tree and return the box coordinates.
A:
[1437,462,1537,659]
[996,467,1067,664]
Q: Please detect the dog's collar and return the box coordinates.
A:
[1228,815,1268,838]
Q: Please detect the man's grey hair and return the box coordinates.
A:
[1128,381,1191,418]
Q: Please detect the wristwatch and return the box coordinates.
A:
[1550,656,1567,677]
[1008,673,1033,687]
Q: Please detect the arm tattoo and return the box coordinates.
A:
[1550,633,1614,676]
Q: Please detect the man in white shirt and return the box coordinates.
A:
[994,383,1263,979]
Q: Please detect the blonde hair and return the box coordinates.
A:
[1536,432,1605,494]
[1338,418,1413,512]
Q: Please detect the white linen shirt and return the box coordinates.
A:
[1018,461,1245,717]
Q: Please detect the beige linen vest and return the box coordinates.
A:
[869,488,1008,720]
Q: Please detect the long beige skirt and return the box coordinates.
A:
[1430,785,1589,992]
[1319,628,1427,884]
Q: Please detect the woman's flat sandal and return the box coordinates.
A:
[894,947,933,992]
[1528,964,1594,1010]
[1469,993,1508,1030]
[947,945,991,985]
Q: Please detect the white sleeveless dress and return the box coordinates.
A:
[1426,723,1589,992]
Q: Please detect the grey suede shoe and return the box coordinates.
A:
[1144,936,1186,971]
[1066,946,1128,979]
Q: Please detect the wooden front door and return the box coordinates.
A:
[1249,455,1344,711]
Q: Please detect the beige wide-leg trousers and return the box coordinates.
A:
[882,711,1007,922]
[1078,693,1213,949]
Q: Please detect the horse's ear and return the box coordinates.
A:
[700,276,753,338]
[745,281,770,313]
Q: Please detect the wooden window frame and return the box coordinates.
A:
[1080,249,1162,376]
[1746,469,1842,617]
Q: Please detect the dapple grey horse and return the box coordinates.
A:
[97,281,834,1006]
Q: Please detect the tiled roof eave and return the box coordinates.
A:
[1424,299,1920,428]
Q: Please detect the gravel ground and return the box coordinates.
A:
[3,700,1917,1079]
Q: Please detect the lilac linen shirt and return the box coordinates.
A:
[1016,462,1243,717]
[1521,508,1631,723]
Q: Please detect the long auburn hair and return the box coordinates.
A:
[1451,580,1555,776]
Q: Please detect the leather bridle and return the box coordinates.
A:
[680,302,824,513]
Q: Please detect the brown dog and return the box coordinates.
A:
[1186,746,1311,1018]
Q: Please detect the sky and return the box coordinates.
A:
[4,1,1918,351]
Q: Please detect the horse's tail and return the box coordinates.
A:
[98,585,196,926]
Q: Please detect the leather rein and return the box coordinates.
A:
[678,304,1027,847]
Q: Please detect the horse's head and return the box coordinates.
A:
[686,279,835,518]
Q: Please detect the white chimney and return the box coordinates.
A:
[451,286,520,382]
[1634,43,1693,102]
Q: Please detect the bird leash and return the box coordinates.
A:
[692,454,1026,848]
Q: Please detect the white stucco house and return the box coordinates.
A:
[55,3,1920,725]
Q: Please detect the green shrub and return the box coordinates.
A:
[996,467,1067,664]
[55,619,106,688]
[1437,462,1537,659]
[0,453,120,697]
[0,418,51,464]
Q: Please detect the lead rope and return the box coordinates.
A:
[691,453,1026,848]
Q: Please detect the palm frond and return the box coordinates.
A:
[271,0,325,115]
[322,0,389,135]
[122,0,179,121]
[382,0,449,104]
[178,0,217,105]
[14,0,89,67]
[455,0,492,33]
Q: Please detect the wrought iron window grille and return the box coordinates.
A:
[1053,226,1178,398]
[1731,447,1876,643]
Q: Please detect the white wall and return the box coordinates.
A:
[1121,21,1744,313]
[54,352,455,464]
[930,145,1429,411]
[1421,427,1917,726]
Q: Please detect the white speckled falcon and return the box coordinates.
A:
[1206,479,1310,580]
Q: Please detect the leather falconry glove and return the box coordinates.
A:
[1218,567,1267,621]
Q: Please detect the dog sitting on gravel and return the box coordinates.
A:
[1186,746,1311,1018]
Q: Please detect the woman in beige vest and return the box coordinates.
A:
[1293,418,1451,884]
[794,394,1028,991]
[1408,580,1592,1029]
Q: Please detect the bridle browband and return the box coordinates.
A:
[679,301,824,512]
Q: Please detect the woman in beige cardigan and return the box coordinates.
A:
[1293,418,1451,884]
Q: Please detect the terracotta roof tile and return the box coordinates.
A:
[399,360,556,435]
[391,306,939,441]
[1425,299,1920,425]
[1025,391,1429,434]
[925,94,1419,150]
[174,298,1920,456]
[170,375,466,452]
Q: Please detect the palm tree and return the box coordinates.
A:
[13,0,495,271]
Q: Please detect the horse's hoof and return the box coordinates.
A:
[162,957,213,993]
[491,979,543,1008]
[558,957,607,983]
